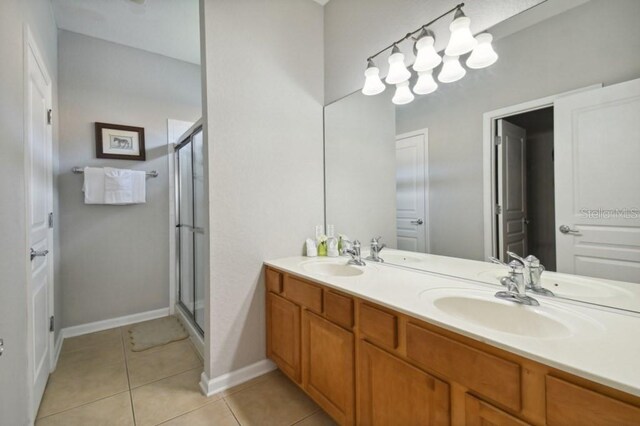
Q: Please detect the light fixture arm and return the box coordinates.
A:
[366,3,464,62]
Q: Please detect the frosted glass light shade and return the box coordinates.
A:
[413,70,438,95]
[413,32,442,72]
[466,33,498,69]
[438,55,466,83]
[392,81,414,105]
[445,13,477,56]
[362,63,386,96]
[386,47,411,85]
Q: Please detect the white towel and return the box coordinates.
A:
[82,167,105,204]
[130,170,146,204]
[104,167,134,204]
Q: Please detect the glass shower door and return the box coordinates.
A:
[176,126,205,334]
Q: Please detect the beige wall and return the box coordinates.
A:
[58,31,202,327]
[200,0,324,378]
[0,1,58,423]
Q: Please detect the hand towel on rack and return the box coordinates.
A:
[130,169,146,203]
[104,167,134,204]
[82,167,105,204]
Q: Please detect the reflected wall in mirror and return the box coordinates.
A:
[324,0,640,312]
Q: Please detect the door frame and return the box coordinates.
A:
[395,128,430,253]
[482,85,602,261]
[23,24,55,416]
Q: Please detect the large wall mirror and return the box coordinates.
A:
[324,0,640,312]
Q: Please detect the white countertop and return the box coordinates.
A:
[265,255,640,397]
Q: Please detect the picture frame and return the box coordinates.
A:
[95,122,146,161]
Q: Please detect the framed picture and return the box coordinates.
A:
[95,122,146,161]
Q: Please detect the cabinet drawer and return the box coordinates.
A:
[266,268,283,294]
[324,290,354,329]
[359,303,398,350]
[546,376,640,426]
[465,394,529,426]
[406,323,521,411]
[283,276,323,313]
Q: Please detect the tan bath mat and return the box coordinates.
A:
[128,316,189,352]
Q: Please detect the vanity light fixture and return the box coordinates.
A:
[361,3,498,103]
[392,80,415,105]
[413,70,438,95]
[362,59,386,95]
[386,45,412,85]
[444,8,477,56]
[413,29,441,72]
[466,33,498,69]
[438,55,466,83]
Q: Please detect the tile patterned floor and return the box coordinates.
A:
[36,317,336,426]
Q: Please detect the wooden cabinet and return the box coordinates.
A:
[546,376,640,426]
[266,292,300,382]
[264,266,640,426]
[302,311,355,425]
[358,341,449,425]
[465,394,529,426]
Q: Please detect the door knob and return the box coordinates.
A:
[411,218,424,225]
[30,248,49,261]
[559,225,579,234]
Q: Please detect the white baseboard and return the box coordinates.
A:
[175,304,204,357]
[61,307,170,339]
[200,359,277,397]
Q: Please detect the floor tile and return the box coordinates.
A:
[160,399,239,426]
[35,392,134,426]
[225,372,318,426]
[294,410,337,426]
[131,368,216,426]
[55,340,125,373]
[61,328,122,354]
[37,360,129,418]
[127,340,203,388]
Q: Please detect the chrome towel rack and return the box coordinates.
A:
[72,167,158,178]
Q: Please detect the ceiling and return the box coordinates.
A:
[51,0,201,64]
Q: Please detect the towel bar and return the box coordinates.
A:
[72,167,158,178]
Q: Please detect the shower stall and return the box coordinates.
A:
[175,123,205,334]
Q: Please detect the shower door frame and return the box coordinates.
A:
[174,122,205,336]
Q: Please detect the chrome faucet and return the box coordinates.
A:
[506,252,554,297]
[366,236,386,263]
[345,239,366,266]
[490,257,539,306]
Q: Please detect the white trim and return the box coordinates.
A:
[61,307,170,339]
[175,303,204,357]
[395,128,430,253]
[199,359,277,397]
[482,84,603,261]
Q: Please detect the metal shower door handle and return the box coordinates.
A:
[411,218,424,225]
[559,225,580,234]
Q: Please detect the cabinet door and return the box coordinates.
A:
[302,311,354,425]
[465,394,529,426]
[358,341,449,426]
[267,293,301,382]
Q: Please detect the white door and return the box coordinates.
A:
[497,119,528,261]
[554,78,640,282]
[395,130,429,252]
[25,30,54,416]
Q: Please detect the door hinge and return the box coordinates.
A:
[48,212,54,228]
[495,204,502,215]
[494,135,502,146]
[47,109,52,125]
[49,316,54,332]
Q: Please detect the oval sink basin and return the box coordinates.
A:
[477,269,634,300]
[420,288,604,339]
[301,261,364,277]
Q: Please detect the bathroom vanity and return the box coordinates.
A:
[264,257,640,426]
